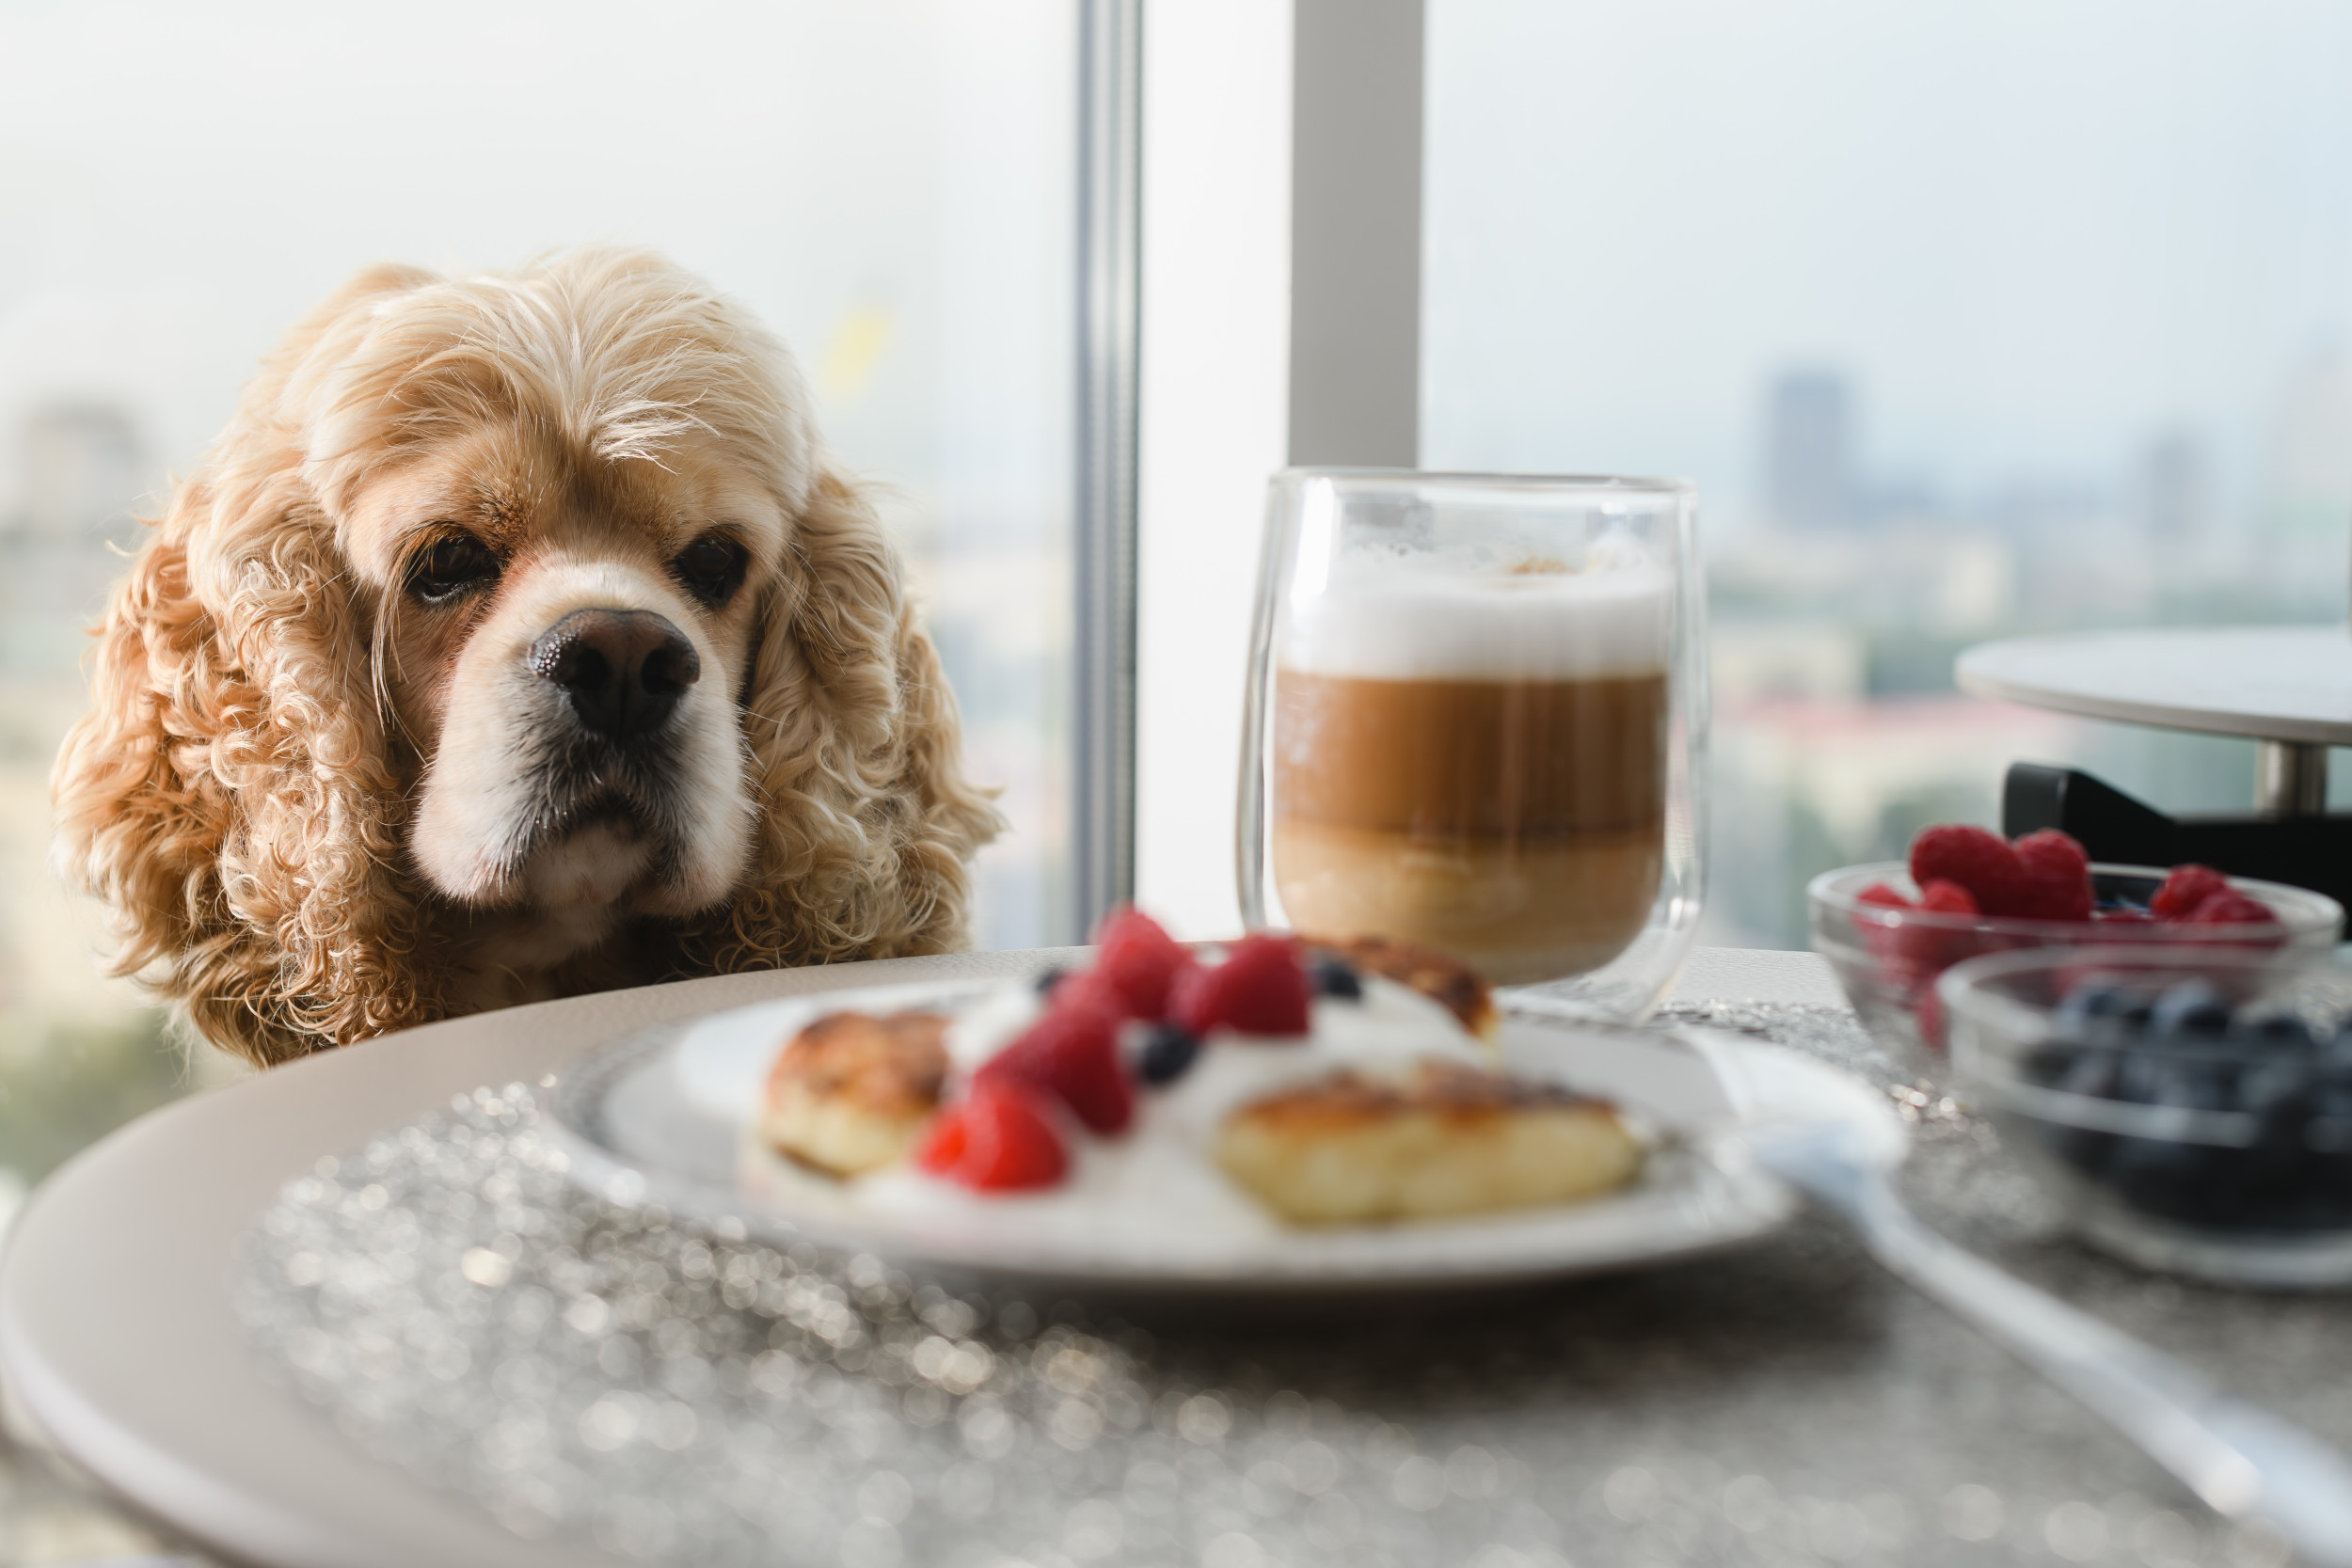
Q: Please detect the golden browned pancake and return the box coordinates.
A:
[1306,934,1499,1038]
[760,1011,949,1177]
[1214,1060,1640,1224]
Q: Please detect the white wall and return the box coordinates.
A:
[1133,0,1295,940]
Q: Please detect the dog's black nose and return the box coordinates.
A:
[528,609,700,741]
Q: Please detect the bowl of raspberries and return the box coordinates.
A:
[1938,945,2352,1286]
[1807,824,2343,1072]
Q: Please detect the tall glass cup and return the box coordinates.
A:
[1239,470,1707,1021]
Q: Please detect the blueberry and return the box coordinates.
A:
[1033,967,1069,996]
[2232,1012,2324,1051]
[2111,1053,2170,1106]
[2042,1044,2121,1098]
[1309,956,1362,1001]
[1136,1022,1201,1085]
[2151,980,2232,1037]
[2022,1041,2085,1087]
[2314,1068,2352,1122]
[2055,980,2151,1040]
[2105,1135,2233,1223]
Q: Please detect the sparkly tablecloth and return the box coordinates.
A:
[224,1002,2352,1568]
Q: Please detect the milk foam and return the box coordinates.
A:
[1280,562,1672,680]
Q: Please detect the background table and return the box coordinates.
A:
[1957,626,2352,814]
[3,947,2345,1568]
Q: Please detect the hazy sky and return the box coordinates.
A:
[1426,0,2352,530]
[0,0,1072,541]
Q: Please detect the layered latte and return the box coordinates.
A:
[1271,562,1670,984]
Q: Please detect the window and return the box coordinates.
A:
[1426,0,2352,946]
[0,1,1089,1179]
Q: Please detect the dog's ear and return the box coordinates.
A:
[675,469,1002,972]
[52,408,440,1068]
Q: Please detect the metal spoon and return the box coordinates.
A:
[1734,1113,2352,1565]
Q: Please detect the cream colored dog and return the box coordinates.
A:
[53,249,1000,1067]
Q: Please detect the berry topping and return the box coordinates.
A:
[977,996,1136,1133]
[2185,890,2278,927]
[915,1082,1068,1191]
[1916,879,1980,916]
[1909,825,2028,917]
[2150,864,2231,921]
[1308,955,1363,1001]
[1172,933,1312,1037]
[1136,1021,1203,1085]
[1047,968,1129,1021]
[1093,907,1191,1019]
[2011,830,2094,921]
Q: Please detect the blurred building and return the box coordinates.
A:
[2266,343,2352,543]
[2133,430,2208,546]
[1764,369,1853,531]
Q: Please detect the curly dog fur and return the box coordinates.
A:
[52,249,1001,1068]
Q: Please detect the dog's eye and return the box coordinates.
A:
[672,534,749,609]
[405,532,501,604]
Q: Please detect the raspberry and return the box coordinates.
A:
[1855,881,1915,911]
[1915,986,1947,1054]
[1172,932,1311,1037]
[1909,825,2029,917]
[1915,879,1979,916]
[2185,890,2277,927]
[2014,829,2089,883]
[1048,968,1128,1022]
[1092,907,1190,1019]
[2151,864,2231,920]
[915,1083,1068,1191]
[977,995,1136,1132]
[1883,878,1985,978]
[1851,874,1982,1003]
[2010,830,2093,921]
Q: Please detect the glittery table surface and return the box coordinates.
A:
[225,998,2352,1568]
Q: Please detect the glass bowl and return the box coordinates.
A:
[1807,863,2342,1077]
[1938,945,2352,1287]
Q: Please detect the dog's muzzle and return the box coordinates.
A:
[527,608,701,742]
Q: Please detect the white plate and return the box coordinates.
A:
[544,978,1904,1298]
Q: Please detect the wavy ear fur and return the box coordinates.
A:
[52,270,446,1068]
[673,469,1003,972]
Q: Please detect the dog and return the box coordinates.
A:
[52,249,1002,1068]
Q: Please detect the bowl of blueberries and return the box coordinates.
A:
[1939,945,2352,1287]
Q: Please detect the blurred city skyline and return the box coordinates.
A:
[1428,0,2352,581]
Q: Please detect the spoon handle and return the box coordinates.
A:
[1773,1145,2352,1566]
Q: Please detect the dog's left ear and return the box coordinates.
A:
[677,469,1002,972]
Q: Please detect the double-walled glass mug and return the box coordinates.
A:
[1238,470,1708,1021]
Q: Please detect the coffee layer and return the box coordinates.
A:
[1274,671,1667,835]
[1271,818,1663,985]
